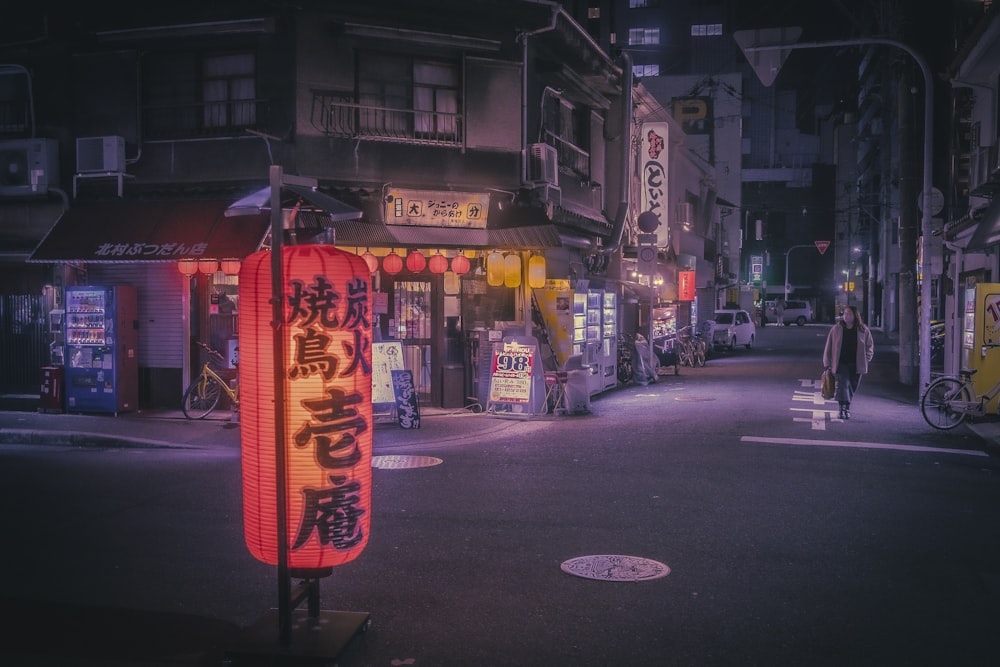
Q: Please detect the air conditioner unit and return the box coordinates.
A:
[527,143,559,186]
[0,138,58,197]
[676,202,694,229]
[76,135,125,173]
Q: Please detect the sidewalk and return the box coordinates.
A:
[866,326,1000,449]
[0,402,535,452]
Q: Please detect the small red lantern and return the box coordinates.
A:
[428,252,448,274]
[177,259,198,276]
[383,251,403,275]
[239,245,373,568]
[405,250,426,273]
[450,254,471,275]
[361,251,379,274]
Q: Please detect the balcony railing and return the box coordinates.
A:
[541,129,590,180]
[312,91,462,147]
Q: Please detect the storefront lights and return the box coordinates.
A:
[443,270,460,295]
[527,254,546,289]
[428,251,449,274]
[198,259,219,275]
[383,250,403,275]
[450,254,471,275]
[220,259,242,276]
[177,259,199,277]
[361,250,379,274]
[504,253,521,288]
[486,250,505,286]
[405,250,426,273]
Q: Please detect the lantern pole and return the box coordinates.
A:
[269,164,293,646]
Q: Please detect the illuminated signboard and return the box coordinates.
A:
[385,188,489,229]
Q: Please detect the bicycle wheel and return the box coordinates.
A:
[695,344,706,367]
[617,358,634,385]
[182,375,224,419]
[920,377,970,430]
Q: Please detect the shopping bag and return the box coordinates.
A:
[821,368,835,400]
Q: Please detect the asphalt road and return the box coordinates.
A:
[1,324,998,667]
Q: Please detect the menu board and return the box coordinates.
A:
[372,341,404,405]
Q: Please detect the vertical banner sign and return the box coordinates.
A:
[488,341,535,404]
[239,245,373,569]
[641,122,670,247]
[678,270,696,301]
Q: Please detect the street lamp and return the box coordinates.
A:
[737,33,934,392]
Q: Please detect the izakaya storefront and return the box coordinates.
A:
[321,187,564,409]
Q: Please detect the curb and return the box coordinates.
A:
[0,428,195,450]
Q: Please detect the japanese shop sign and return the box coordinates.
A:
[488,340,535,404]
[385,188,489,229]
[640,122,670,247]
[239,245,373,568]
[678,270,696,301]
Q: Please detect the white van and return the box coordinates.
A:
[763,299,813,326]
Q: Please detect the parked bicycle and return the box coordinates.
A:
[920,367,999,430]
[182,341,239,419]
[617,332,636,385]
[676,325,707,367]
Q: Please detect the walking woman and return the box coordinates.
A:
[822,305,875,420]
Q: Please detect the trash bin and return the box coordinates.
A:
[441,364,465,408]
[562,354,591,414]
[40,366,64,413]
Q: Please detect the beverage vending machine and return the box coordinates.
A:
[65,285,138,414]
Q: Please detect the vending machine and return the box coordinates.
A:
[65,285,138,414]
[960,283,1000,413]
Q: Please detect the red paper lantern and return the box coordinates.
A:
[238,245,373,568]
[428,252,448,274]
[177,259,199,276]
[383,251,403,275]
[450,254,471,275]
[405,250,426,273]
[361,251,379,274]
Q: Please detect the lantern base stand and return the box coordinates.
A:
[224,608,371,665]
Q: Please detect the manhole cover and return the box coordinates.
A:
[674,395,715,402]
[560,555,671,582]
[371,455,443,470]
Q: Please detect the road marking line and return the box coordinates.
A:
[740,435,988,457]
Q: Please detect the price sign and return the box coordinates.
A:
[488,341,535,404]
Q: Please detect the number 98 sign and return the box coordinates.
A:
[489,342,535,404]
[494,353,531,373]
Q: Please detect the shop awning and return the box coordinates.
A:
[27,199,270,263]
[300,212,563,249]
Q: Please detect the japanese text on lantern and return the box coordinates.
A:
[286,274,372,553]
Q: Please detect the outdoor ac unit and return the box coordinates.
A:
[676,202,693,228]
[76,135,125,173]
[527,143,559,186]
[0,138,58,197]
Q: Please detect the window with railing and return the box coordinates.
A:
[142,50,260,139]
[541,95,591,180]
[312,53,461,146]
